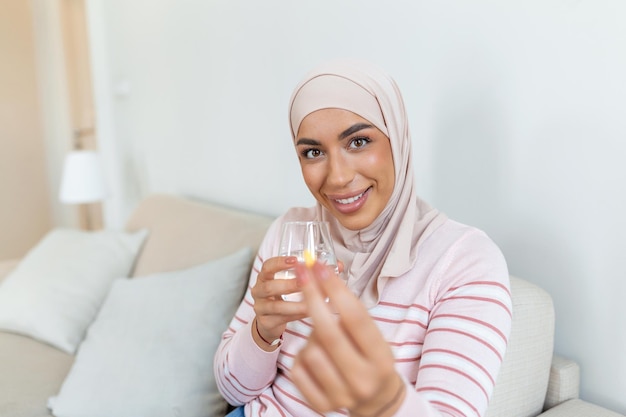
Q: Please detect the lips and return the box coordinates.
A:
[335,190,366,205]
[329,187,371,214]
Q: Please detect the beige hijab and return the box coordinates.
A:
[289,59,447,309]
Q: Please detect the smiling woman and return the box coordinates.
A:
[214,59,512,417]
[295,110,395,231]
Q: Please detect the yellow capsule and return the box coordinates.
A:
[303,250,316,268]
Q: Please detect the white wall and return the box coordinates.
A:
[86,0,626,412]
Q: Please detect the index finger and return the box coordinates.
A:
[258,256,297,281]
[296,262,365,364]
[308,262,389,360]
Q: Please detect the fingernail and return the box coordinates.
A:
[285,256,297,264]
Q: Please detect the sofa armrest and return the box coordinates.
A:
[539,399,624,417]
[543,354,580,410]
[0,258,20,284]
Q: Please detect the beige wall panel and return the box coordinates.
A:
[0,0,52,259]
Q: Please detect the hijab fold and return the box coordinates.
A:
[289,60,447,309]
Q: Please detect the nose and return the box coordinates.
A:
[326,153,354,188]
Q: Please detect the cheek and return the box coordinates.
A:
[365,149,395,193]
[364,153,393,178]
[301,165,323,194]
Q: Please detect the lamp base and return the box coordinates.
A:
[78,202,103,230]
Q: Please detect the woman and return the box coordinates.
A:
[214,60,512,417]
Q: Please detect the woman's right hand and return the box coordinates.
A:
[250,256,308,351]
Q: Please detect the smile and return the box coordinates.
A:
[328,187,371,216]
[335,190,367,205]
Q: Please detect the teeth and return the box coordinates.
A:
[336,191,365,205]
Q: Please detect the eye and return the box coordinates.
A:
[349,136,370,149]
[301,148,323,159]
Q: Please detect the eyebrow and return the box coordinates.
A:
[339,123,374,139]
[295,137,320,146]
[296,122,374,146]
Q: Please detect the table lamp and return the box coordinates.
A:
[59,150,107,229]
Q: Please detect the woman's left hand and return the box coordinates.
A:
[291,262,406,417]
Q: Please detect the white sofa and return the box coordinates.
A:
[0,194,622,417]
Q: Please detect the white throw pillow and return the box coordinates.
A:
[48,247,252,417]
[0,228,148,353]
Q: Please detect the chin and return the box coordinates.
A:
[334,213,376,231]
[320,199,378,230]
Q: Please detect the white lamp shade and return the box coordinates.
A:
[59,150,107,204]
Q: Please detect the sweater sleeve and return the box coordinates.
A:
[213,220,283,406]
[395,228,512,417]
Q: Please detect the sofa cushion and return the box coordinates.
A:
[0,331,73,417]
[0,258,19,284]
[486,276,556,417]
[0,228,148,354]
[540,399,625,417]
[48,247,252,417]
[544,355,580,409]
[125,194,273,277]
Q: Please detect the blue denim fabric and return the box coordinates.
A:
[225,406,245,417]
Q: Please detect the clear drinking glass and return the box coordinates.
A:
[274,221,338,302]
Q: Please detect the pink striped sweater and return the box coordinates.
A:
[214,214,512,417]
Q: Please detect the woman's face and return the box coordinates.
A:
[295,108,395,230]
